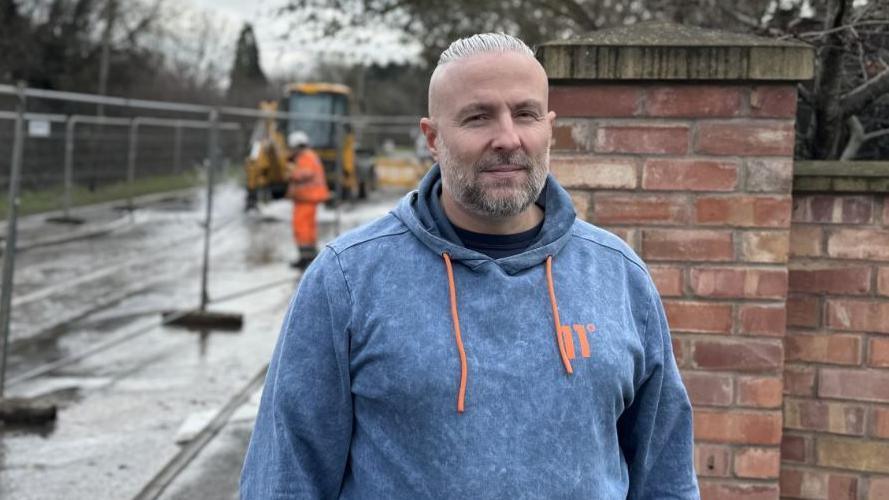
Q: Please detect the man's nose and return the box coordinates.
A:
[491,116,521,151]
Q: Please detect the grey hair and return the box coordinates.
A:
[437,33,534,66]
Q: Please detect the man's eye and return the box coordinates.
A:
[516,110,540,120]
[463,115,487,124]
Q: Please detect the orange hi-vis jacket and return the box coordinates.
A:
[287,149,330,203]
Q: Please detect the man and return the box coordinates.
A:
[286,130,329,269]
[241,33,699,499]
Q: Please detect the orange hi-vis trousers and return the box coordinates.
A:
[292,202,318,251]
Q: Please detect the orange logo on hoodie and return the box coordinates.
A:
[558,323,596,359]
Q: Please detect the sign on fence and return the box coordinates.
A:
[27,119,50,137]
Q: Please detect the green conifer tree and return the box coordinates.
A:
[227,23,269,106]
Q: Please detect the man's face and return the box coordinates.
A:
[421,51,556,219]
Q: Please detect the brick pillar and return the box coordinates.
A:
[783,166,889,498]
[539,22,813,499]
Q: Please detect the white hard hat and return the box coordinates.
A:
[287,131,309,148]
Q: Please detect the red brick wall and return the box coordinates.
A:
[550,82,797,498]
[783,193,889,499]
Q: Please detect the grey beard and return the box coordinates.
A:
[439,146,548,218]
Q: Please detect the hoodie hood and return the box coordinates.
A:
[392,164,576,275]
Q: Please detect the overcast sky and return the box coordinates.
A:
[188,0,421,78]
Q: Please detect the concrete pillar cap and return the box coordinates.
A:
[537,21,813,81]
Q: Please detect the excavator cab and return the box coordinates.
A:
[283,83,360,199]
[244,83,370,210]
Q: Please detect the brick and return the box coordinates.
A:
[750,85,798,118]
[739,304,786,337]
[780,468,823,498]
[733,447,780,479]
[602,226,639,251]
[649,266,682,297]
[878,267,889,297]
[690,267,787,299]
[596,125,689,155]
[791,196,814,223]
[842,196,875,224]
[786,296,819,328]
[829,474,859,500]
[884,198,889,226]
[819,368,889,403]
[746,158,794,193]
[552,125,581,151]
[696,122,795,156]
[550,156,638,189]
[780,469,856,499]
[592,193,690,225]
[781,434,808,463]
[642,229,733,262]
[698,480,779,500]
[740,231,789,263]
[641,158,738,191]
[696,196,791,228]
[793,195,842,223]
[827,299,889,334]
[553,121,596,151]
[783,365,816,396]
[870,338,889,367]
[692,339,783,371]
[646,85,743,117]
[550,85,640,118]
[789,266,872,295]
[779,467,859,500]
[827,229,889,261]
[785,333,862,365]
[694,409,782,444]
[784,398,866,435]
[873,407,889,439]
[779,470,801,497]
[682,371,733,406]
[568,190,592,221]
[737,376,782,408]
[817,436,889,473]
[789,226,823,258]
[695,443,731,477]
[793,195,874,225]
[673,337,686,366]
[664,300,732,334]
[868,477,889,500]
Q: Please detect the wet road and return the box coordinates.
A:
[0,182,404,499]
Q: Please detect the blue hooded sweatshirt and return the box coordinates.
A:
[240,166,700,499]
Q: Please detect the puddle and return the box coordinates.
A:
[6,309,160,380]
[150,196,197,213]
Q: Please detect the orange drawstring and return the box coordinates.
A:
[546,256,574,375]
[441,253,572,414]
[442,252,468,414]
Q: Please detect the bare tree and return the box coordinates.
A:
[275,0,889,159]
[781,0,889,159]
[0,0,234,104]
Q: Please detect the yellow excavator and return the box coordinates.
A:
[244,82,375,209]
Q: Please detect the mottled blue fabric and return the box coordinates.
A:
[240,166,700,499]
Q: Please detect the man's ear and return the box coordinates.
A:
[419,118,439,160]
[545,110,557,147]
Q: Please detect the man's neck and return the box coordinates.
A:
[440,191,543,235]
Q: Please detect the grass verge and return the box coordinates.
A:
[0,165,242,220]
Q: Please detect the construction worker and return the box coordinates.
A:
[286,131,329,269]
